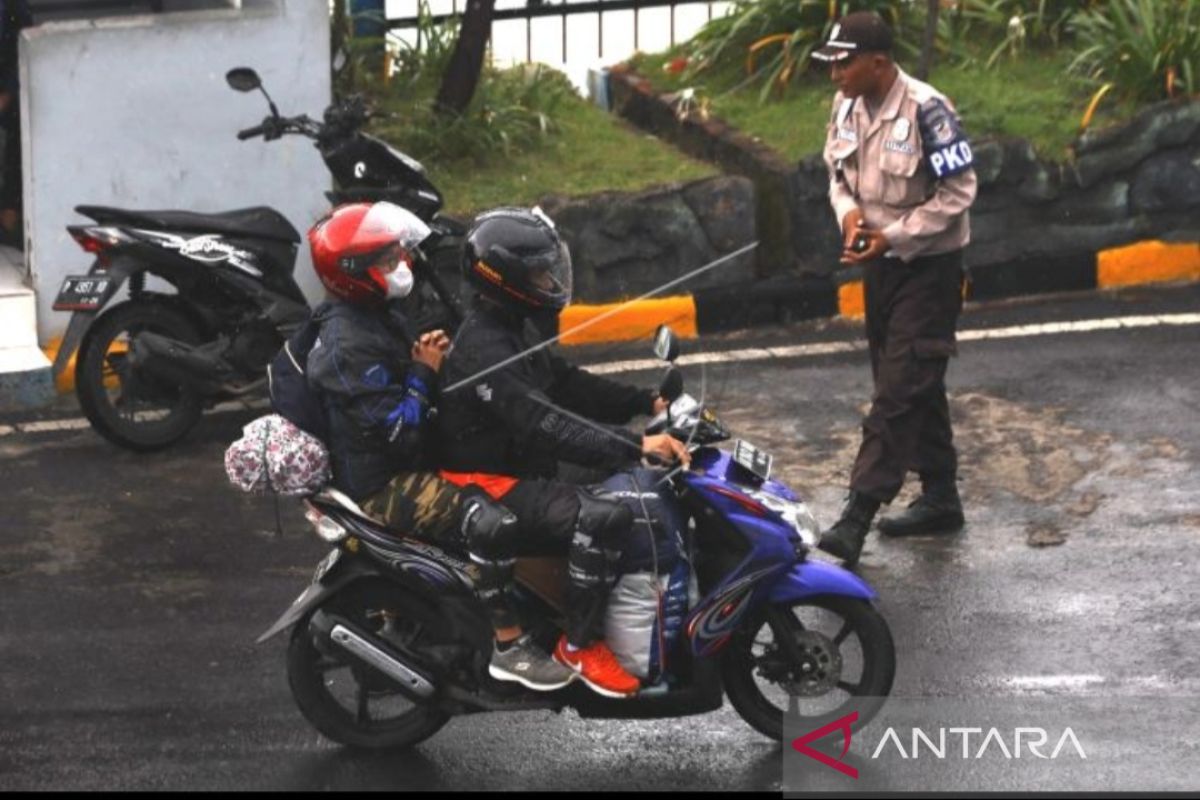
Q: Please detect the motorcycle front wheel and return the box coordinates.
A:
[75,300,204,452]
[286,580,450,751]
[722,594,896,740]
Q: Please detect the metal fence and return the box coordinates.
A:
[386,0,724,65]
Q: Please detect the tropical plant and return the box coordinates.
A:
[1069,0,1200,100]
[390,0,462,88]
[684,0,918,101]
[380,64,575,164]
[943,0,1093,67]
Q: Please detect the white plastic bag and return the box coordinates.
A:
[604,565,699,680]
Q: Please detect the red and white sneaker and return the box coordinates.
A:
[553,635,640,698]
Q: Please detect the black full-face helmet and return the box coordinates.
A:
[461,206,573,315]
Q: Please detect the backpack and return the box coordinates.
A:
[267,317,329,442]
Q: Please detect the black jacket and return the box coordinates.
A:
[306,299,436,501]
[437,302,656,479]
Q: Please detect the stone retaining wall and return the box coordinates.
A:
[609,65,1200,288]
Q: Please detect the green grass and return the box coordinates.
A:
[367,76,716,217]
[632,47,1139,161]
[426,101,715,217]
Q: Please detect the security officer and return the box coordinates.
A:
[812,11,978,566]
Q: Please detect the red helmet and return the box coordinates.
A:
[309,202,432,304]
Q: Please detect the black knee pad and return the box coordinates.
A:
[574,492,633,549]
[461,495,519,561]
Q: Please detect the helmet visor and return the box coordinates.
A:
[523,240,572,309]
[359,202,433,253]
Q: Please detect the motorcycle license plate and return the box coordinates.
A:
[52,275,116,311]
[733,439,773,481]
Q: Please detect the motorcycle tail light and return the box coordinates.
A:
[68,226,130,258]
[304,503,348,543]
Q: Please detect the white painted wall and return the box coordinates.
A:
[20,0,331,345]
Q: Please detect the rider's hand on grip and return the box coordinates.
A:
[642,433,690,468]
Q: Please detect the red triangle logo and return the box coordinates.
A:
[791,711,859,779]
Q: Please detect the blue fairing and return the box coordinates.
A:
[690,448,798,501]
[768,559,877,602]
[678,446,878,657]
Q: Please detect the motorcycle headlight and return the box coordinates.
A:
[746,489,821,548]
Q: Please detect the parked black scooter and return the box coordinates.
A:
[51,68,461,452]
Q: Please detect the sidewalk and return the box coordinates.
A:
[0,245,54,414]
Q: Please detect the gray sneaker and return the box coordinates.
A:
[488,634,576,691]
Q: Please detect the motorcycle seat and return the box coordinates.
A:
[310,488,448,551]
[75,205,301,244]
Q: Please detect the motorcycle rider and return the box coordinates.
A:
[304,201,575,692]
[437,206,689,698]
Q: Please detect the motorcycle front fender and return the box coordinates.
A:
[50,256,143,378]
[255,552,385,644]
[766,558,877,604]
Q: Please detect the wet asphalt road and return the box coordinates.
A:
[1,284,1198,791]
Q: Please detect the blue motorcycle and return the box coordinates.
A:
[259,327,895,749]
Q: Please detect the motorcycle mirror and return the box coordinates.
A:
[227,66,281,118]
[226,67,262,93]
[652,324,680,363]
[659,366,684,404]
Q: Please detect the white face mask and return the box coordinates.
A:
[384,265,414,300]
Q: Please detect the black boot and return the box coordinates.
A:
[818,491,881,567]
[877,477,964,538]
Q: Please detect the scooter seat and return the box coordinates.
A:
[75,204,301,244]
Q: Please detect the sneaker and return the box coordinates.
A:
[487,634,576,692]
[553,635,640,698]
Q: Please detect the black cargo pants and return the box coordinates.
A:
[849,249,964,504]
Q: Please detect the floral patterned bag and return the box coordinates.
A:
[224,414,331,496]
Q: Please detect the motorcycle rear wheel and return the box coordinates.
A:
[286,581,450,751]
[75,301,204,452]
[722,594,895,740]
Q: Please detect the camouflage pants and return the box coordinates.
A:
[363,472,523,630]
[361,471,471,548]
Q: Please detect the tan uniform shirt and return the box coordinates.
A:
[823,67,977,262]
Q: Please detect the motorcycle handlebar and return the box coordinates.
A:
[237,123,267,140]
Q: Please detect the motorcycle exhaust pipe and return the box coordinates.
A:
[311,611,436,702]
[128,332,236,395]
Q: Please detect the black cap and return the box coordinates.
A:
[812,11,894,63]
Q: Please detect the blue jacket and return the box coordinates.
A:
[306,299,437,501]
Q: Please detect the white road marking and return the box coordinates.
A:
[585,311,1200,374]
[996,673,1200,695]
[16,418,93,433]
[2,311,1198,438]
[1004,674,1107,690]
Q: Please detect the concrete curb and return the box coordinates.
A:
[555,238,1200,344]
[28,240,1200,392]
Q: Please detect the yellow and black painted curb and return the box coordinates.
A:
[558,239,1200,343]
[835,239,1200,319]
[39,239,1200,392]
